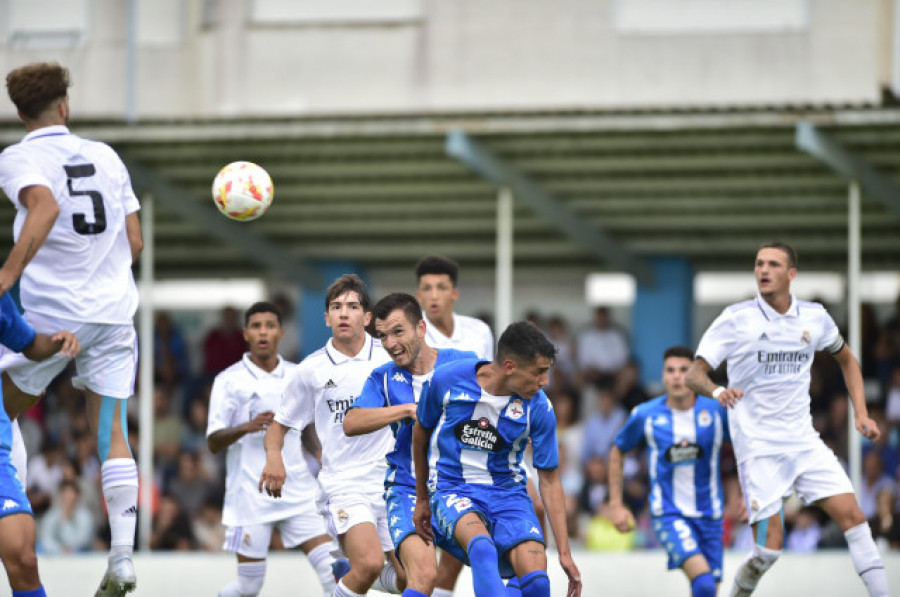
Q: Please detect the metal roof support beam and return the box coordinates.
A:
[123,155,323,288]
[446,130,655,286]
[795,120,900,215]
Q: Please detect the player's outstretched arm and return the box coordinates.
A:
[0,186,59,297]
[832,345,880,441]
[23,330,80,361]
[412,421,434,542]
[259,421,290,498]
[686,357,743,408]
[343,403,416,436]
[208,410,275,454]
[536,467,582,597]
[607,446,636,533]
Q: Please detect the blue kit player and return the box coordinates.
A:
[412,321,581,597]
[344,292,474,597]
[0,292,79,597]
[608,346,731,597]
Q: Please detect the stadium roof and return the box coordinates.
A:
[1,104,899,286]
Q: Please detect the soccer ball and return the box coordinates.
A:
[211,161,274,221]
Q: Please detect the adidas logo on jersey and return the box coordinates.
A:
[759,332,770,341]
[122,505,138,517]
[324,379,337,389]
[392,372,408,383]
[1,499,17,510]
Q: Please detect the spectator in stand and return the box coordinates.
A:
[202,306,247,378]
[579,456,609,515]
[38,479,95,554]
[193,496,226,553]
[581,384,627,465]
[576,306,630,388]
[27,435,64,516]
[271,292,301,362]
[614,358,650,412]
[859,450,896,520]
[785,506,823,552]
[167,451,216,520]
[885,366,900,426]
[546,315,577,393]
[154,311,190,402]
[152,387,184,481]
[869,488,900,551]
[150,495,196,551]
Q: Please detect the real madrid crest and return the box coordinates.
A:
[506,399,525,420]
[801,330,812,346]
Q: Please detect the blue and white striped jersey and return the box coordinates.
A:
[418,358,559,491]
[350,348,475,488]
[615,395,729,520]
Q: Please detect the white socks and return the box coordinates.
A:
[307,541,337,597]
[371,561,400,594]
[729,545,780,597]
[432,589,454,597]
[333,579,366,597]
[845,522,890,597]
[101,458,138,552]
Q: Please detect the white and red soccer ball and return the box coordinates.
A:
[211,161,274,221]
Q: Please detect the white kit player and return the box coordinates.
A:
[260,274,399,597]
[0,63,142,597]
[207,302,338,597]
[687,241,890,597]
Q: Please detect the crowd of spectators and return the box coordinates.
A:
[15,297,900,555]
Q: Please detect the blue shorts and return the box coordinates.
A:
[0,455,32,519]
[652,515,723,581]
[384,484,467,563]
[431,485,544,577]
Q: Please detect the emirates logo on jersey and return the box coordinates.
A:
[455,418,506,453]
[665,439,703,463]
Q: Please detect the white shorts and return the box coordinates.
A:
[223,513,329,559]
[738,441,854,524]
[0,312,137,398]
[322,492,393,553]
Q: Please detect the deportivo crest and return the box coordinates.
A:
[801,330,812,346]
[697,410,712,427]
[505,399,525,420]
[455,417,506,452]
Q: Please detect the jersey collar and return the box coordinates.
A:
[324,333,375,364]
[241,352,285,379]
[23,124,70,142]
[755,292,799,320]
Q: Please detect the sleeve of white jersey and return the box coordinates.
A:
[480,322,495,361]
[275,364,315,430]
[695,309,736,370]
[206,373,238,437]
[0,149,53,208]
[816,310,845,354]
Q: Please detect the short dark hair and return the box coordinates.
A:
[245,301,281,326]
[663,346,694,361]
[415,255,459,286]
[758,241,798,269]
[325,273,371,311]
[372,292,422,326]
[6,62,70,120]
[496,321,557,365]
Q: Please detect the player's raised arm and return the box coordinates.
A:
[343,372,417,436]
[686,357,743,408]
[259,421,290,498]
[208,410,275,454]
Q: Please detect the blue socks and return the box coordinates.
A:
[691,572,717,597]
[467,535,506,597]
[401,590,429,597]
[13,587,46,597]
[506,575,522,596]
[518,570,550,597]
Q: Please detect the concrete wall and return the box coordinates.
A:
[38,550,900,596]
[0,0,889,118]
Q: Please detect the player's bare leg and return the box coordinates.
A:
[682,554,717,597]
[1,372,40,422]
[452,513,507,597]
[0,513,43,593]
[397,534,437,596]
[433,549,464,597]
[818,493,889,596]
[335,523,390,596]
[508,540,550,597]
[86,391,138,597]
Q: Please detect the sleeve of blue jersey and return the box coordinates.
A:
[417,369,446,430]
[350,367,389,410]
[530,392,560,470]
[614,404,645,453]
[0,293,35,353]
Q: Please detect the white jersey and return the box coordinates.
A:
[206,354,316,526]
[695,293,844,463]
[424,312,494,360]
[275,334,392,498]
[0,125,139,323]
